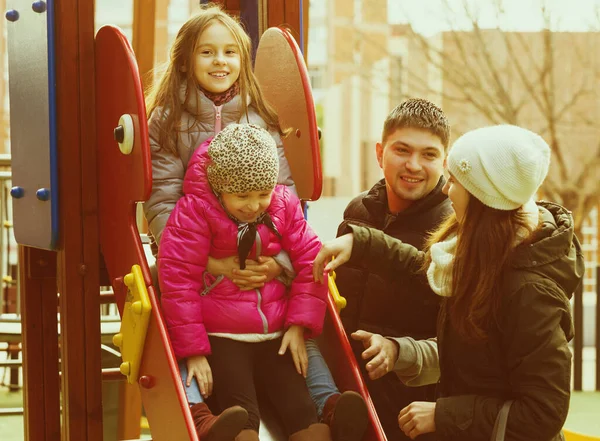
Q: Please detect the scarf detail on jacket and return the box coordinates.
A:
[199,82,240,106]
[427,199,540,297]
[229,211,281,270]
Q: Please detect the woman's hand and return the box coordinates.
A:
[312,233,354,283]
[207,256,283,290]
[279,325,308,378]
[351,330,399,380]
[398,402,436,439]
[186,355,213,399]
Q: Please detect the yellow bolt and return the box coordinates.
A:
[132,301,143,315]
[124,273,134,288]
[112,333,123,348]
[120,362,130,376]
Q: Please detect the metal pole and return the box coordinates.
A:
[573,281,583,391]
[596,266,599,391]
[0,358,21,367]
[0,408,24,416]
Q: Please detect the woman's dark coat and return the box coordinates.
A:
[347,202,584,441]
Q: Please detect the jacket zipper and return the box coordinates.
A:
[254,231,269,333]
[214,105,223,135]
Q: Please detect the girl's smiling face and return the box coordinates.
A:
[221,189,274,223]
[193,21,241,93]
[443,170,470,223]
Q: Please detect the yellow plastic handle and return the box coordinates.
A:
[114,264,152,384]
[327,268,347,312]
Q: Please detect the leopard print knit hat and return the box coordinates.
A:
[207,123,279,194]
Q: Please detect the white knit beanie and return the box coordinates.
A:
[447,125,551,210]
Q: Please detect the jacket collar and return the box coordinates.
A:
[363,176,448,219]
[511,201,584,298]
[179,81,247,116]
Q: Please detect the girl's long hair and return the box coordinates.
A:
[145,3,283,156]
[424,196,536,341]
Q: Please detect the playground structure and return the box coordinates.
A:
[1,1,600,440]
[2,1,390,440]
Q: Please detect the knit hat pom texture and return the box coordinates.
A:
[447,125,551,210]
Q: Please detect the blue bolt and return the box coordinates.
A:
[32,1,47,13]
[5,10,19,22]
[36,188,50,201]
[10,187,24,199]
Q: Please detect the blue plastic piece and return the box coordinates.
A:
[36,188,50,201]
[32,1,47,13]
[47,0,58,248]
[5,10,19,22]
[10,187,24,199]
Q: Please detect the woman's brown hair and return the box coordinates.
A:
[424,196,536,341]
[145,3,283,156]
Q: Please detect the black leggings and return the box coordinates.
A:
[207,336,318,435]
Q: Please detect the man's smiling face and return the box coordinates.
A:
[377,127,445,213]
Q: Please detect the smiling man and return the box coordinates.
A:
[334,99,452,441]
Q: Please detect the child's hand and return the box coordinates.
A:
[279,325,308,378]
[186,355,213,399]
[233,256,282,290]
[208,256,283,290]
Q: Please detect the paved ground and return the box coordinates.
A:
[1,385,599,440]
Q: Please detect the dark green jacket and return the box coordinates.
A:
[336,177,452,338]
[348,202,584,441]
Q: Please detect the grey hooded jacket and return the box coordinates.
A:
[143,86,294,245]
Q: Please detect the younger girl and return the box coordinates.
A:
[314,125,583,441]
[158,124,330,441]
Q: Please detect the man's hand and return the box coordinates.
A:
[207,256,283,290]
[351,330,399,380]
[279,325,308,378]
[186,355,213,399]
[206,255,239,279]
[312,233,354,283]
[398,402,436,439]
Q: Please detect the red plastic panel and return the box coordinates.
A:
[254,27,323,201]
[320,295,388,441]
[95,23,384,441]
[95,25,197,441]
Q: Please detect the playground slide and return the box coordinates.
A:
[95,25,386,441]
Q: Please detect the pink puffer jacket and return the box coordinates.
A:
[158,142,327,360]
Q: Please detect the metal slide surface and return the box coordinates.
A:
[95,24,386,441]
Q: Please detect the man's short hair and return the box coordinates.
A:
[382,98,450,150]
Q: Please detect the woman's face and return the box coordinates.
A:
[443,171,470,223]
[193,21,241,93]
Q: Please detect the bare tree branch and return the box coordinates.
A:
[338,0,600,228]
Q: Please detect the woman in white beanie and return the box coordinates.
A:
[312,125,584,441]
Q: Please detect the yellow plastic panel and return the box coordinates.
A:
[564,430,600,441]
[112,264,152,384]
